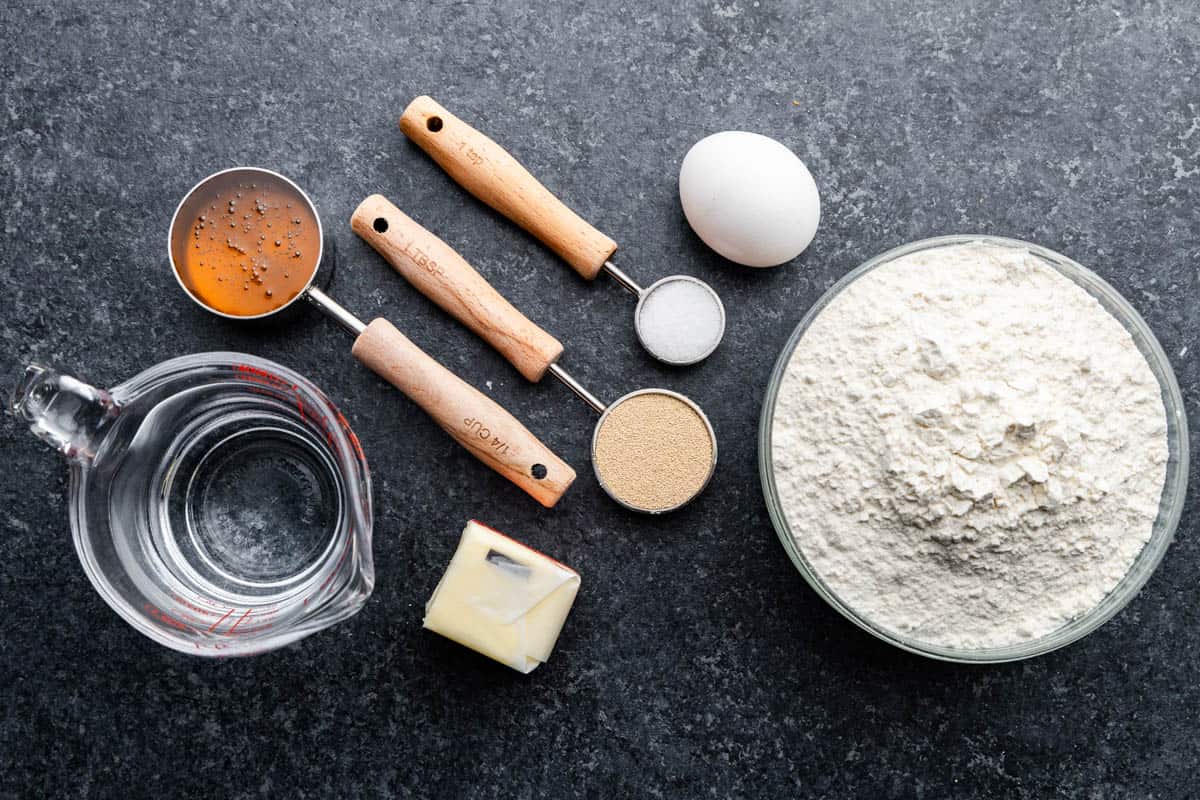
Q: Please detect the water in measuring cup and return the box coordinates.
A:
[98,386,351,614]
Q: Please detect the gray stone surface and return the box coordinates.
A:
[2,1,1198,797]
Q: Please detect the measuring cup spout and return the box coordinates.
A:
[9,364,119,463]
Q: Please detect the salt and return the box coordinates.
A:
[635,278,724,364]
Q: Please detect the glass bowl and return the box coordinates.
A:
[758,235,1189,663]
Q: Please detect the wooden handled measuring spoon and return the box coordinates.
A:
[169,167,574,508]
[348,319,572,507]
[398,96,726,367]
[353,194,717,514]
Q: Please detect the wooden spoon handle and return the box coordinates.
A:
[352,194,562,382]
[351,319,575,507]
[399,95,618,281]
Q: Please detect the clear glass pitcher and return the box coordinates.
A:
[10,353,374,656]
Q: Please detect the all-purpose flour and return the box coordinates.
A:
[771,241,1169,650]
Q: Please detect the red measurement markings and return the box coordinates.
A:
[207,607,235,632]
[337,411,366,461]
[234,364,300,407]
[226,609,253,634]
[177,592,225,608]
[143,603,193,632]
[172,595,223,617]
[305,395,339,451]
[233,365,341,452]
[234,363,292,389]
[206,607,282,635]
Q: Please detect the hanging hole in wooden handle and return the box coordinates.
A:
[399,96,618,280]
[350,318,575,507]
[351,194,564,382]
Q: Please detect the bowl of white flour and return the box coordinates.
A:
[760,235,1188,662]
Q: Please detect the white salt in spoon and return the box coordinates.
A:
[354,195,718,513]
[399,95,726,366]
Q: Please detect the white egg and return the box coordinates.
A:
[679,131,820,268]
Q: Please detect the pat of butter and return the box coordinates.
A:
[423,520,580,674]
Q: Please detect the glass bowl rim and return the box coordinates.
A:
[757,234,1189,663]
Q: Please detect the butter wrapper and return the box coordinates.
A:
[423,520,580,673]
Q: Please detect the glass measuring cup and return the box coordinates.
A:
[10,353,373,656]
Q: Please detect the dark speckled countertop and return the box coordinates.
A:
[2,2,1199,798]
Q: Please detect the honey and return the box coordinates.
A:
[172,171,320,316]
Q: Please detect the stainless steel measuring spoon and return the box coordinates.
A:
[168,167,575,507]
[353,195,717,514]
[398,96,726,367]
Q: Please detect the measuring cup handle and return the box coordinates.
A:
[352,195,562,382]
[351,319,575,508]
[399,95,618,281]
